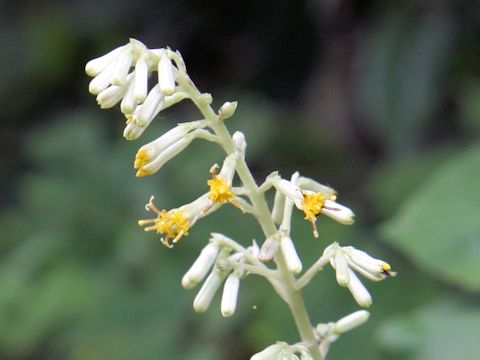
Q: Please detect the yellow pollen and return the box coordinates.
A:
[207,164,235,204]
[125,114,133,124]
[382,263,391,271]
[302,192,326,222]
[134,149,150,169]
[136,167,152,177]
[208,176,235,203]
[139,197,190,247]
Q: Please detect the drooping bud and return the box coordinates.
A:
[280,236,302,274]
[334,310,370,333]
[182,242,220,289]
[221,273,240,317]
[193,268,228,313]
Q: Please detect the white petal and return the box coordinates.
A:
[334,251,350,286]
[273,179,303,205]
[321,200,354,225]
[88,66,113,95]
[120,76,137,114]
[96,84,127,109]
[133,85,165,127]
[158,54,176,95]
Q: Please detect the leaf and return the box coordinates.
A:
[378,300,480,360]
[381,145,480,291]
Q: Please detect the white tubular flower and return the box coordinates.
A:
[133,121,208,175]
[158,52,176,95]
[346,268,372,308]
[182,242,220,289]
[343,247,395,281]
[221,272,240,317]
[193,268,228,313]
[85,46,124,76]
[251,343,287,360]
[111,46,134,85]
[135,134,193,177]
[258,234,279,263]
[133,54,149,103]
[332,250,350,287]
[334,310,370,334]
[131,85,165,128]
[138,194,214,248]
[88,65,114,95]
[120,76,138,114]
[96,82,128,109]
[280,235,302,274]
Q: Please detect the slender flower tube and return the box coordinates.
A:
[134,54,149,103]
[193,268,228,313]
[182,242,220,289]
[221,272,241,317]
[131,85,165,128]
[158,52,176,95]
[85,46,124,76]
[280,235,302,274]
[333,250,350,287]
[346,269,372,308]
[334,310,370,333]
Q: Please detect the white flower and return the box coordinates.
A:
[193,268,228,313]
[334,310,370,333]
[221,272,240,317]
[332,250,350,287]
[346,268,372,308]
[258,234,279,263]
[158,52,176,95]
[343,246,395,281]
[138,194,216,247]
[182,242,220,289]
[272,178,354,237]
[133,121,208,176]
[280,235,302,274]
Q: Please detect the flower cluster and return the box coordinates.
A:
[86,40,395,360]
[325,243,395,307]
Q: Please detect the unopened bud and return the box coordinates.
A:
[218,101,238,120]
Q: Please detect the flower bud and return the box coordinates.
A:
[218,101,238,120]
[193,269,228,313]
[280,236,302,274]
[158,53,176,95]
[133,55,149,103]
[334,310,369,333]
[182,242,220,289]
[347,269,372,308]
[85,46,124,77]
[111,47,133,86]
[333,251,350,287]
[258,235,279,263]
[221,273,240,317]
[232,131,246,157]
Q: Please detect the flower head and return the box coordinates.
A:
[138,194,212,247]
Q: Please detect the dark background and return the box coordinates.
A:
[1,1,480,359]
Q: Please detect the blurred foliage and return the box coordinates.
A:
[1,1,480,359]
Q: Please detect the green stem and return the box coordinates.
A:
[177,74,323,360]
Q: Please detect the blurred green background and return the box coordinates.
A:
[1,1,480,359]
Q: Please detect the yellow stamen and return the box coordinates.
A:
[300,191,336,238]
[134,149,150,169]
[207,164,235,204]
[301,192,326,222]
[382,263,391,272]
[139,198,191,247]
